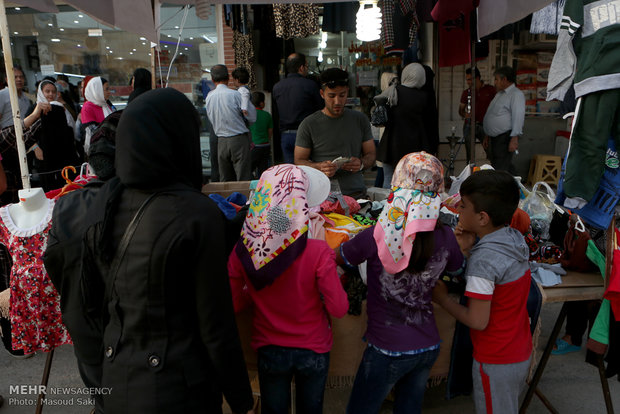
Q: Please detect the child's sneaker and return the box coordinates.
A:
[551,338,580,355]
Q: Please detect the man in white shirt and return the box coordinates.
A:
[483,66,525,174]
[0,67,32,129]
[205,64,256,182]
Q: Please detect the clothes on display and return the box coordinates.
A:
[530,0,566,35]
[380,0,419,54]
[233,31,256,89]
[0,196,70,354]
[273,4,320,39]
[322,2,359,33]
[431,0,476,67]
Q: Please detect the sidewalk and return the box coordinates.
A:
[1,302,618,413]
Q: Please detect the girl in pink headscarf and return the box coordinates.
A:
[228,163,348,414]
[339,152,468,414]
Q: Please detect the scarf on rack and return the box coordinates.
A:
[84,76,112,117]
[374,151,444,274]
[236,164,312,290]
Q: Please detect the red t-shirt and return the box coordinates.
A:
[460,84,497,123]
[228,239,349,353]
[466,269,533,364]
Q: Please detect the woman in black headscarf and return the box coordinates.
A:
[47,88,254,414]
[127,68,152,103]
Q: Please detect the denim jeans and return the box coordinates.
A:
[280,131,297,164]
[258,345,330,414]
[346,345,440,414]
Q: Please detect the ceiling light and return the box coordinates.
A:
[167,34,172,38]
[129,52,134,55]
[114,57,123,60]
[78,14,83,18]
[148,53,152,56]
[356,0,382,42]
[140,37,146,40]
[51,38,61,42]
[174,26,179,29]
[132,48,136,51]
[106,46,110,49]
[88,28,102,37]
[318,50,323,63]
[184,47,188,51]
[189,37,194,40]
[13,32,18,35]
[74,20,79,24]
[164,45,168,48]
[48,23,53,27]
[14,7,20,10]
[59,28,64,31]
[109,50,113,53]
[77,44,82,47]
[142,42,146,45]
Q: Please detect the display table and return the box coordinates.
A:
[521,271,607,413]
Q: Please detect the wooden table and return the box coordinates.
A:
[520,271,609,413]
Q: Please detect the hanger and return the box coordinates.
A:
[61,165,77,186]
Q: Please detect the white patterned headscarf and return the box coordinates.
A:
[373,152,444,274]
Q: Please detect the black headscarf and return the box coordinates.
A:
[115,88,202,191]
[127,68,152,103]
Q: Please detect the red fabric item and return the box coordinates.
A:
[319,195,360,215]
[82,75,94,99]
[431,0,478,67]
[228,239,349,353]
[560,224,596,272]
[604,229,620,321]
[510,208,531,235]
[466,270,533,364]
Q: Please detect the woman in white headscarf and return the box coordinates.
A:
[80,76,113,125]
[28,79,80,190]
[377,63,436,188]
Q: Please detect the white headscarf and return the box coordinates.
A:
[37,80,58,104]
[401,63,426,89]
[37,80,75,130]
[375,64,426,107]
[84,76,112,117]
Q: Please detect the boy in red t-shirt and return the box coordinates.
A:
[433,170,532,414]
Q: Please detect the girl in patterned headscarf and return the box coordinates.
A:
[339,152,467,414]
[228,163,348,414]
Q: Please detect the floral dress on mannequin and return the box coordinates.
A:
[0,199,71,354]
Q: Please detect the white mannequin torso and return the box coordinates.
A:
[7,188,50,229]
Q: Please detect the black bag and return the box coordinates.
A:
[370,96,389,127]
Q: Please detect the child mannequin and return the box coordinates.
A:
[8,188,50,229]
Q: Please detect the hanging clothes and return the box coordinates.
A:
[273,4,320,39]
[380,0,419,54]
[431,0,477,67]
[0,200,71,354]
[322,2,359,33]
[233,31,257,89]
[530,0,566,35]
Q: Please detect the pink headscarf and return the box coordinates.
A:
[236,164,312,290]
[373,152,444,274]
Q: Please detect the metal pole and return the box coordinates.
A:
[0,0,31,189]
[469,40,476,165]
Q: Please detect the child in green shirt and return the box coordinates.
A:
[249,91,273,179]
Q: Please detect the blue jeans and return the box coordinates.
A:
[258,346,330,414]
[346,345,440,414]
[280,131,297,164]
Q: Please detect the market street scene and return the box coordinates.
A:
[0,1,618,413]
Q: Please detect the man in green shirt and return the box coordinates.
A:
[249,91,273,179]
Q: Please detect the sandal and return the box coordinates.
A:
[551,338,580,355]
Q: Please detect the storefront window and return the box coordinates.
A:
[5,4,219,177]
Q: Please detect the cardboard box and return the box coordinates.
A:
[202,181,253,198]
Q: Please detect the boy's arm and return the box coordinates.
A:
[268,127,273,140]
[433,280,491,331]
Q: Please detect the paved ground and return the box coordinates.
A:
[1,302,618,413]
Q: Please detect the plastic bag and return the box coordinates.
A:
[448,164,471,196]
[521,182,557,240]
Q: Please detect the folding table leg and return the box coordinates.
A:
[520,302,568,413]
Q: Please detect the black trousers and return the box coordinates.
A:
[489,131,516,174]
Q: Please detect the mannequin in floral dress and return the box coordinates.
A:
[0,188,70,355]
